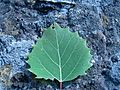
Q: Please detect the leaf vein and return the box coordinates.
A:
[45,37,57,50]
[62,39,80,68]
[55,29,62,82]
[63,41,85,81]
[42,44,59,67]
[59,32,65,45]
[61,35,74,58]
[37,57,57,80]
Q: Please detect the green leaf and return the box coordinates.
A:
[27,23,92,82]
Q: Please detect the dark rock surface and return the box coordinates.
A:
[0,0,120,90]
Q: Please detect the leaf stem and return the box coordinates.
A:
[60,82,62,90]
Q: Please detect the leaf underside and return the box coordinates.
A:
[27,23,92,82]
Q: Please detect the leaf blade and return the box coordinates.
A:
[27,23,92,82]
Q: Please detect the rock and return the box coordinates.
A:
[0,35,34,75]
[110,61,120,85]
[0,0,120,90]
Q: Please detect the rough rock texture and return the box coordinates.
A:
[0,35,34,73]
[0,0,120,90]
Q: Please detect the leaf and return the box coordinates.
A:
[27,23,92,82]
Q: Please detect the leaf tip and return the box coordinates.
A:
[50,22,62,30]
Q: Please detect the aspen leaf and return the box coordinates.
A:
[27,23,92,82]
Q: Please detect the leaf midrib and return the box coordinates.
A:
[55,29,62,82]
